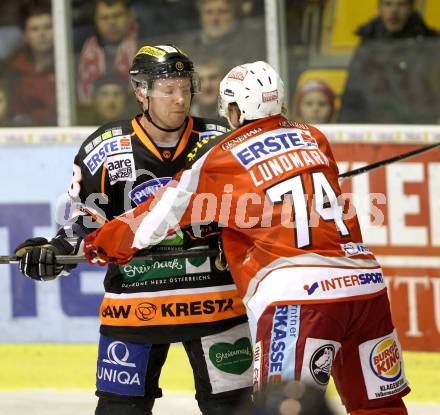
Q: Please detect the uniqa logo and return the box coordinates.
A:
[97,368,141,386]
[369,337,401,382]
[102,341,136,367]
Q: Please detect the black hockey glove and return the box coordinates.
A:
[182,225,229,272]
[182,223,221,248]
[15,234,80,281]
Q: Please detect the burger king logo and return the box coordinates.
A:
[369,337,401,382]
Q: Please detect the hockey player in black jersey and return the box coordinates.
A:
[14,45,252,415]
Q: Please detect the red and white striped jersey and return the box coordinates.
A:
[92,115,386,322]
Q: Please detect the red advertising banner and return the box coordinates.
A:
[332,142,440,351]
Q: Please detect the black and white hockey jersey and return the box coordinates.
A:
[69,115,247,343]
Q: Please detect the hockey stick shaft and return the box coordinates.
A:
[0,248,220,265]
[338,141,440,181]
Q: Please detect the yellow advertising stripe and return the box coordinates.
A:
[100,290,246,326]
[0,346,438,403]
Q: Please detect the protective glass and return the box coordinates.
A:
[131,72,201,97]
[217,89,235,118]
[217,95,227,118]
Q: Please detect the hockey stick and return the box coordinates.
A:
[0,248,220,265]
[1,142,438,265]
[338,141,440,181]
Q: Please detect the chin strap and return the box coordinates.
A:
[143,97,185,132]
[144,109,183,132]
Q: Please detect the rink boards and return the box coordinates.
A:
[0,125,439,351]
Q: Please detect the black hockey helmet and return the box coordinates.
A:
[129,45,201,95]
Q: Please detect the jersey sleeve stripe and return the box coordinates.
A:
[131,118,164,161]
[103,284,239,299]
[172,116,194,161]
[101,165,107,196]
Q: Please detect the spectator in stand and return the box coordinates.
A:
[0,80,40,127]
[353,0,436,41]
[191,59,226,119]
[293,79,335,124]
[0,3,24,70]
[77,0,138,106]
[179,0,265,67]
[6,0,56,126]
[78,74,133,125]
[339,0,439,124]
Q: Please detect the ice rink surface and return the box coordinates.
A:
[0,390,439,415]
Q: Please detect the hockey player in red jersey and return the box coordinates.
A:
[84,61,410,414]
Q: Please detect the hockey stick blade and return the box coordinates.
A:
[338,141,440,181]
[0,248,219,265]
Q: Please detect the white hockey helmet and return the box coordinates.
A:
[218,61,285,126]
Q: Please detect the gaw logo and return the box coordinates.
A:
[369,337,401,382]
[209,337,253,375]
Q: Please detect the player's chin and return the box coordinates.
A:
[168,112,187,126]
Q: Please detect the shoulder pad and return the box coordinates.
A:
[80,119,133,156]
[185,129,234,167]
[192,116,230,136]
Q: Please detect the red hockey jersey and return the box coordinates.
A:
[89,115,386,322]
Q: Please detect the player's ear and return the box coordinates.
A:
[134,86,148,110]
[228,103,241,128]
[134,85,143,101]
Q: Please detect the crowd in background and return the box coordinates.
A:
[0,1,55,126]
[0,0,438,127]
